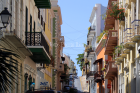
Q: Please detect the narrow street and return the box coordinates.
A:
[74,77,83,93]
[1,0,140,93]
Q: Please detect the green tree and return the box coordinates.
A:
[76,53,84,71]
[0,46,20,92]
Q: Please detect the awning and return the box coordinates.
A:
[34,0,51,9]
[28,46,50,64]
[93,58,103,64]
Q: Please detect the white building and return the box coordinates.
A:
[86,4,106,93]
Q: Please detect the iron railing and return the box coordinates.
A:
[94,71,103,80]
[87,26,96,37]
[25,32,49,54]
[86,71,96,79]
[87,47,95,57]
[131,20,140,37]
[105,62,117,72]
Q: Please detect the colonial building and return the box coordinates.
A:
[84,4,106,93]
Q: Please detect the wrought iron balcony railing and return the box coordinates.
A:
[87,47,95,57]
[105,61,117,79]
[131,20,140,42]
[86,71,96,79]
[94,71,103,82]
[87,26,96,38]
[25,32,49,54]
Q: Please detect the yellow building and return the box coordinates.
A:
[116,0,138,93]
[44,8,55,88]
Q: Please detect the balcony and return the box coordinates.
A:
[119,46,127,58]
[25,32,50,64]
[104,2,116,30]
[114,47,124,64]
[123,29,135,48]
[34,0,51,9]
[123,61,129,71]
[57,64,64,73]
[94,71,103,83]
[86,71,96,80]
[87,27,96,41]
[105,30,118,55]
[50,55,55,68]
[87,47,95,60]
[105,61,117,80]
[131,20,140,42]
[59,36,65,47]
[104,16,115,30]
[0,31,32,57]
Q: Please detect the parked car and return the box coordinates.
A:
[26,90,55,93]
[57,91,62,93]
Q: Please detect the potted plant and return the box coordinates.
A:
[108,2,124,19]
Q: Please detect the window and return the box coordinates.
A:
[24,73,28,91]
[34,21,35,32]
[38,9,40,19]
[10,0,12,31]
[20,0,23,40]
[44,22,45,31]
[41,15,43,26]
[25,7,28,32]
[30,15,32,32]
[29,75,32,89]
[25,7,28,45]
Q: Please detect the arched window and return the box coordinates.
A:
[24,73,28,91]
[29,75,32,90]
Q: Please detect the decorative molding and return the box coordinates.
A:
[24,64,36,75]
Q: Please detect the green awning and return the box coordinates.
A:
[34,0,51,9]
[29,48,50,64]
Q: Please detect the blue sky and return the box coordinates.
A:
[58,0,108,76]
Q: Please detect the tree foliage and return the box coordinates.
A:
[76,53,84,71]
[0,46,20,92]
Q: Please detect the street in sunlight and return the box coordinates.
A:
[0,0,140,93]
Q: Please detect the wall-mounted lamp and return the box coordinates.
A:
[0,7,12,30]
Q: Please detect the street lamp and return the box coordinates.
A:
[138,49,140,56]
[0,7,12,30]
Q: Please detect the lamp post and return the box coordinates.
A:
[0,7,12,30]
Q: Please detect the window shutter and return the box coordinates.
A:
[44,22,45,31]
[30,15,32,32]
[34,21,35,32]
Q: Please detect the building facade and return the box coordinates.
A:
[0,0,65,93]
[85,4,106,93]
[51,0,65,91]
